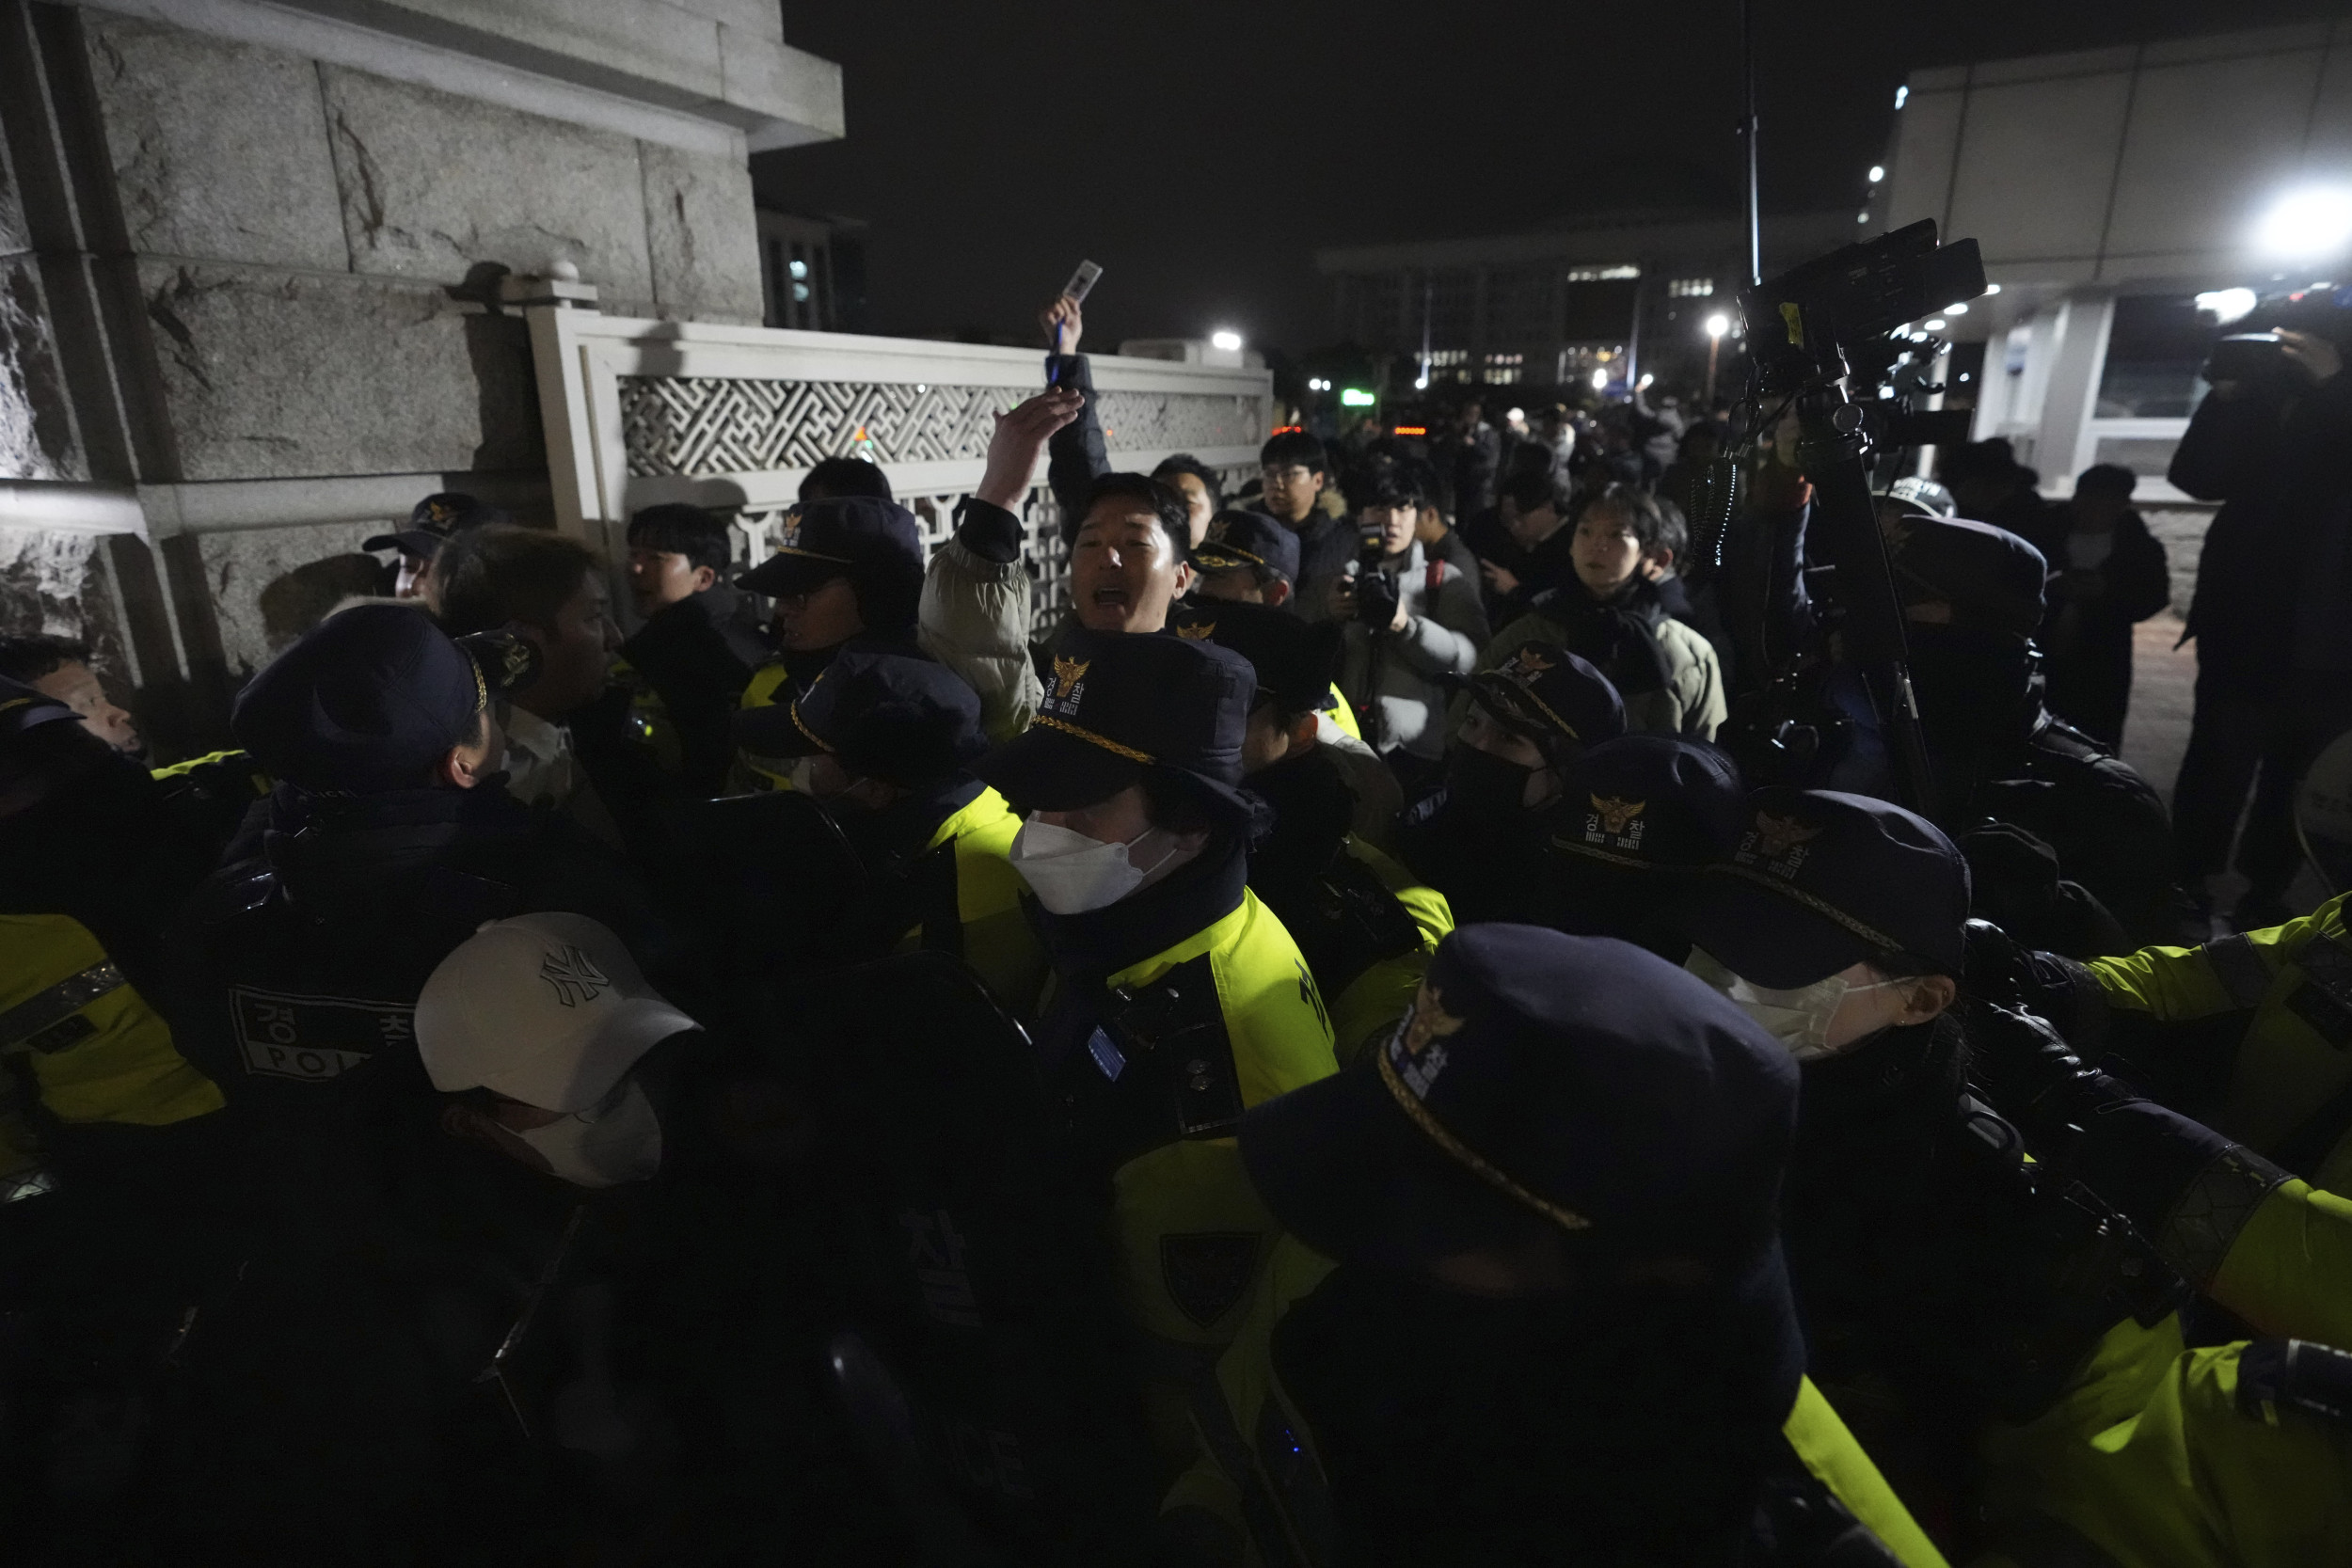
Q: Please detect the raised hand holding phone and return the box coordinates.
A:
[1046,260,1103,385]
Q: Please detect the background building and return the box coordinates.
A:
[1313,210,1855,402]
[0,0,841,752]
[1878,19,2352,500]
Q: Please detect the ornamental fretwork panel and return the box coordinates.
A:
[619,376,1264,478]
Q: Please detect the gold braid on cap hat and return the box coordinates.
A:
[1708,861,1904,954]
[789,700,835,753]
[1030,714,1154,765]
[1375,1047,1592,1234]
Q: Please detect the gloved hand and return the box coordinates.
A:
[1963,1002,2119,1151]
[1963,918,2108,1042]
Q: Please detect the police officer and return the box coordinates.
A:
[617,501,771,796]
[732,644,1047,1014]
[0,679,230,1530]
[1396,640,1627,924]
[973,628,1336,1457]
[160,607,664,1550]
[1975,894,2352,1197]
[360,489,508,605]
[1172,926,1943,1566]
[735,496,927,787]
[1960,1005,2352,1566]
[1680,788,2183,1513]
[1169,600,1452,1063]
[1526,732,1745,960]
[1190,514,1377,756]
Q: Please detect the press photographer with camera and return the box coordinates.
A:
[1330,464,1487,781]
[2168,310,2352,931]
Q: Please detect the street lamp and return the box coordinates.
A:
[1590,368,1611,391]
[1210,329,1244,352]
[1704,313,1730,403]
[2252,187,2352,261]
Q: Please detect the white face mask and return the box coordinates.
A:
[1009,817,1192,915]
[515,1079,663,1188]
[786,755,820,795]
[1682,947,1908,1062]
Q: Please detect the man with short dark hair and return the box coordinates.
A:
[1467,469,1579,623]
[1152,453,1224,549]
[618,503,771,794]
[1257,429,1356,625]
[1330,464,1486,774]
[800,455,894,503]
[0,634,138,755]
[1449,396,1502,517]
[435,525,625,837]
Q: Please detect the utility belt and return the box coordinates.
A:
[1053,954,1245,1178]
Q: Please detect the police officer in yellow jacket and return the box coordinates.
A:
[0,679,231,1528]
[973,628,1337,1456]
[1962,1004,2352,1567]
[1172,925,1945,1567]
[731,643,1046,1015]
[1168,600,1452,1064]
[1977,892,2352,1195]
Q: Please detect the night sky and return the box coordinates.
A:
[758,1,2336,356]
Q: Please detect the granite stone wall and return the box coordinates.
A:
[0,0,771,754]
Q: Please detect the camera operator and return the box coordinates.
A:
[1329,465,1487,785]
[2169,316,2352,931]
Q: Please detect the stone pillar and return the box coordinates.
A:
[0,0,840,756]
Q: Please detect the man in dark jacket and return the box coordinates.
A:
[163,607,665,1557]
[2033,465,2170,748]
[2168,323,2352,929]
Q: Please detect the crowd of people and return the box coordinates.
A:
[2,293,2350,1568]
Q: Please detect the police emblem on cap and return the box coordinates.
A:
[1176,621,1216,641]
[422,499,459,528]
[1742,811,1822,877]
[539,945,612,1007]
[1388,981,1467,1099]
[1585,794,1647,850]
[1501,646,1554,682]
[1045,655,1091,716]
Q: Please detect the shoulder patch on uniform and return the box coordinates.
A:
[1162,1232,1261,1330]
[229,987,415,1082]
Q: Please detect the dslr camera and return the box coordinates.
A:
[1353,532,1404,629]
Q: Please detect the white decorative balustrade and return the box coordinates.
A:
[523,305,1274,632]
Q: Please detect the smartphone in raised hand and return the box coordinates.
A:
[1048,261,1104,385]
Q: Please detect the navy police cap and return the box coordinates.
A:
[1193,510,1301,584]
[1549,736,1744,873]
[976,627,1255,820]
[233,605,525,793]
[1241,926,1798,1268]
[738,496,925,601]
[1887,515,2047,640]
[732,643,985,787]
[1689,787,1972,990]
[363,491,510,558]
[0,675,83,750]
[1460,641,1626,753]
[1167,600,1340,714]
